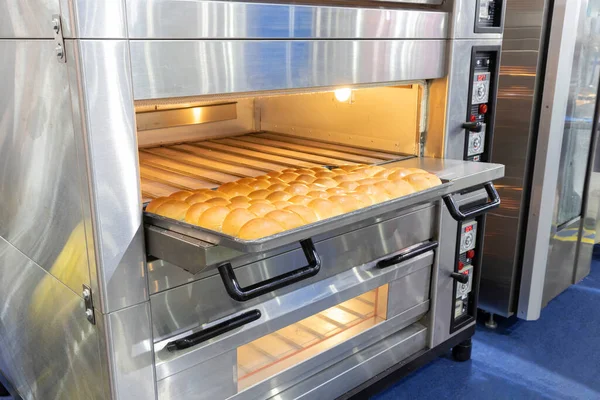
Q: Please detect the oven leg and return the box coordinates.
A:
[452,337,472,362]
[485,312,498,329]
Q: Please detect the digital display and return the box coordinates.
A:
[477,74,487,81]
[465,226,473,232]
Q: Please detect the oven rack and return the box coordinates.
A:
[139,131,412,201]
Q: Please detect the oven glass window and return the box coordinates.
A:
[237,284,389,391]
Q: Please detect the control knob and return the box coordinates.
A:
[451,272,469,284]
[462,121,483,133]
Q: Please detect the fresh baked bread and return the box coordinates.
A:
[146,163,442,240]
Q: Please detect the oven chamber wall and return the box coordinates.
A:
[0,0,504,399]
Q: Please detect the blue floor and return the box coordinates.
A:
[374,254,600,400]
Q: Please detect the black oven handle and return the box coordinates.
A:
[377,241,438,269]
[218,238,321,302]
[442,182,501,222]
[166,309,261,351]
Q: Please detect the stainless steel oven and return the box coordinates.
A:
[0,0,505,399]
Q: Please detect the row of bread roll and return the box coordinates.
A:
[146,164,442,240]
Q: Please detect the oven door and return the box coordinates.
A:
[153,224,435,399]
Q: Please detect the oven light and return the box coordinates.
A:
[192,107,203,123]
[334,88,352,103]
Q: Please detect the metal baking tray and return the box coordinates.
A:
[144,179,453,253]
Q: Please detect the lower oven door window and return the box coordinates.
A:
[237,284,389,391]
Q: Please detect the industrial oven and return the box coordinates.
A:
[0,0,505,399]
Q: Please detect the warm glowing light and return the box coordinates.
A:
[334,88,352,102]
[192,107,203,123]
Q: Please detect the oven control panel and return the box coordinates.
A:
[452,220,479,327]
[475,0,504,33]
[464,49,499,163]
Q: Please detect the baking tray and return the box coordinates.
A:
[144,179,454,253]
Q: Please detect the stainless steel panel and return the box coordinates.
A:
[126,1,447,39]
[0,237,107,400]
[63,0,128,38]
[426,38,503,159]
[0,40,91,295]
[518,0,582,320]
[157,351,236,400]
[153,252,433,380]
[387,265,431,318]
[479,0,549,317]
[0,0,59,38]
[73,40,148,313]
[130,40,447,100]
[102,302,157,400]
[268,323,427,400]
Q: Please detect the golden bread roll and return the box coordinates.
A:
[217,182,238,194]
[404,173,434,191]
[308,198,343,219]
[146,197,171,213]
[328,195,361,213]
[337,165,360,172]
[197,206,231,232]
[285,205,318,224]
[374,168,400,179]
[281,168,297,174]
[227,202,252,210]
[265,210,305,230]
[248,179,271,190]
[185,192,212,205]
[222,209,257,236]
[248,189,272,199]
[407,168,428,174]
[169,190,194,201]
[230,196,251,204]
[310,166,328,172]
[306,190,329,199]
[255,175,271,181]
[229,184,254,197]
[296,168,316,175]
[326,187,346,196]
[184,203,213,225]
[314,170,336,179]
[194,189,216,195]
[156,200,190,221]
[236,177,256,186]
[424,174,442,186]
[267,177,286,185]
[375,180,415,198]
[248,202,277,217]
[357,178,379,186]
[387,169,413,181]
[338,181,360,191]
[272,201,293,209]
[288,195,312,206]
[267,171,282,178]
[353,193,374,207]
[285,183,310,196]
[204,197,230,206]
[295,174,317,184]
[238,218,284,240]
[313,178,338,188]
[267,191,292,202]
[279,172,300,182]
[355,185,389,204]
[354,166,386,177]
[388,179,417,196]
[249,199,271,205]
[268,183,289,191]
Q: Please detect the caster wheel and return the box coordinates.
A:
[452,338,472,362]
[0,382,9,396]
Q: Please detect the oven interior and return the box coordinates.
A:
[134,83,429,203]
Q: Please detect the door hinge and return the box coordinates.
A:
[52,14,66,63]
[82,285,96,325]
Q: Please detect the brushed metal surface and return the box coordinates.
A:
[72,39,148,313]
[479,0,549,317]
[101,302,157,400]
[0,39,91,295]
[130,40,447,100]
[0,237,106,400]
[267,323,427,400]
[518,0,581,320]
[153,252,433,380]
[157,351,236,400]
[0,0,59,38]
[62,0,128,38]
[126,1,447,39]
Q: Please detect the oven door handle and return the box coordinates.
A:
[218,238,321,302]
[165,309,261,351]
[442,182,501,222]
[377,240,438,269]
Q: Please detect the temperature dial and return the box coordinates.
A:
[460,221,478,254]
[472,72,491,105]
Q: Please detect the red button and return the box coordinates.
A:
[479,104,488,114]
[458,261,465,270]
[470,115,477,122]
[467,249,475,259]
